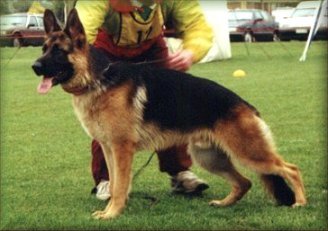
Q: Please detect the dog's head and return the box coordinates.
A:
[32,9,88,94]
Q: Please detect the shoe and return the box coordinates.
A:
[171,170,209,195]
[93,180,111,201]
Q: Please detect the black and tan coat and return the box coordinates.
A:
[32,9,306,220]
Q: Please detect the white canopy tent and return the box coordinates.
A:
[165,1,231,63]
[199,1,231,62]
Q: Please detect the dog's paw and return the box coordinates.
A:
[92,210,106,219]
[292,201,306,208]
[209,199,232,207]
[92,210,120,220]
[209,200,224,207]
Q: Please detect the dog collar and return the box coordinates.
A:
[63,85,92,96]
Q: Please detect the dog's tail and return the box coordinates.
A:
[260,174,295,206]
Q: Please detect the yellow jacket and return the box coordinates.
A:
[72,0,213,62]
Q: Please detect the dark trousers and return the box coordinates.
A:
[91,140,192,185]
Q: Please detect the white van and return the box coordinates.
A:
[278,0,328,41]
[272,7,295,26]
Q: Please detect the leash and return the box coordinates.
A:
[132,151,159,207]
[133,151,156,180]
[104,57,169,72]
[3,46,21,68]
[133,57,168,66]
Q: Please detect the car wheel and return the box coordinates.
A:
[13,34,23,47]
[244,32,254,43]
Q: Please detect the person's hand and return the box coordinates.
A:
[167,50,194,72]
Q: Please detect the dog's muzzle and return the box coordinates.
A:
[32,61,44,76]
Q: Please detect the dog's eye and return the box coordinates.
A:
[52,44,65,55]
[51,44,69,63]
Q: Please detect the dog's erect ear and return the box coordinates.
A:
[44,9,61,34]
[64,8,86,49]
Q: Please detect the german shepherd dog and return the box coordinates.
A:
[32,9,306,219]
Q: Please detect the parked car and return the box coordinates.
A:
[272,7,295,26]
[0,13,45,47]
[279,1,328,41]
[228,9,279,42]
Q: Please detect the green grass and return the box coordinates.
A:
[1,41,327,230]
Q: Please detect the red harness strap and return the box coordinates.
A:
[110,0,163,13]
[110,0,140,13]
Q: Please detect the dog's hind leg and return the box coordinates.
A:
[92,140,135,219]
[189,144,251,206]
[215,105,306,207]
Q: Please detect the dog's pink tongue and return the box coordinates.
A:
[37,77,53,94]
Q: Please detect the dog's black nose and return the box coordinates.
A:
[32,61,43,76]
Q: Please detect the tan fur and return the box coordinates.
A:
[66,64,306,218]
[73,80,137,142]
[189,145,252,206]
[71,81,306,219]
[213,106,306,206]
[63,46,93,93]
[58,49,306,219]
[44,31,72,52]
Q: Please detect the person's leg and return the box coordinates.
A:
[157,145,190,175]
[91,140,109,184]
[157,145,209,194]
[91,140,111,200]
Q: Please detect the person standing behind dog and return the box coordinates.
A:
[69,0,214,200]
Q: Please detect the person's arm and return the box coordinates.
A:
[169,0,213,63]
[75,0,108,44]
[164,0,213,71]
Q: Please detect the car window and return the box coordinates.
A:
[292,8,316,17]
[261,11,270,20]
[0,15,27,26]
[36,16,44,27]
[254,11,263,20]
[234,12,254,20]
[28,16,37,27]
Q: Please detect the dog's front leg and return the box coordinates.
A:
[92,140,135,220]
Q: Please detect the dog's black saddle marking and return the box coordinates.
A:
[101,61,258,132]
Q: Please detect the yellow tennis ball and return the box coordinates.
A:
[233,69,246,78]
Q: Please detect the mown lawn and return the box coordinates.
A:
[0,41,327,230]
